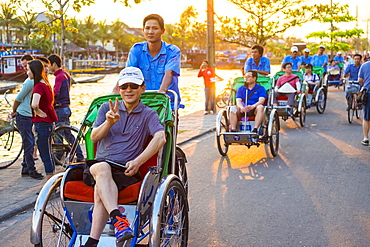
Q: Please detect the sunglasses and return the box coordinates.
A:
[119,83,141,90]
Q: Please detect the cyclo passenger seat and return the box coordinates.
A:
[63,92,172,204]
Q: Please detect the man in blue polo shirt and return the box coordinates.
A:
[312,45,329,72]
[229,70,266,134]
[282,46,302,71]
[244,45,271,76]
[345,54,362,81]
[123,14,181,107]
[334,51,344,65]
[301,48,312,66]
[358,61,370,147]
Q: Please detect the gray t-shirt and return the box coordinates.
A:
[15,78,34,117]
[359,61,370,90]
[93,100,164,163]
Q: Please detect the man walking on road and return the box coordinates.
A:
[48,54,84,161]
[10,55,44,179]
[358,61,370,147]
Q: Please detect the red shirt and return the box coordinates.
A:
[32,82,58,123]
[276,74,300,90]
[198,67,215,88]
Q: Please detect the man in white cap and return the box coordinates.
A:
[334,51,344,65]
[301,48,312,66]
[281,46,302,71]
[312,44,329,72]
[80,66,166,247]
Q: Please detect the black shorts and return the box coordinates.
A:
[237,110,255,118]
[83,160,141,190]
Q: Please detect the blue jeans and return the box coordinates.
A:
[55,107,84,160]
[205,86,216,112]
[34,122,55,175]
[15,114,36,173]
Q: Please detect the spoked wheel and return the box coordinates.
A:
[269,112,279,157]
[216,90,230,108]
[35,178,73,247]
[316,88,327,114]
[0,128,23,169]
[51,125,80,167]
[299,98,306,127]
[152,179,189,247]
[348,95,355,124]
[175,147,188,196]
[216,111,229,156]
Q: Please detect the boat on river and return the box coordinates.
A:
[71,75,105,84]
[0,81,21,94]
[67,59,124,74]
[0,49,43,82]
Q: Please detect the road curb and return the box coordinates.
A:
[178,128,216,146]
[0,201,35,223]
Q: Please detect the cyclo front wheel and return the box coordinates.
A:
[0,128,23,169]
[216,110,229,156]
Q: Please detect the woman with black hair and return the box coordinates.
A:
[28,59,58,179]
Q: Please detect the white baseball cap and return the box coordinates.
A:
[337,51,342,54]
[304,48,310,53]
[118,67,144,86]
[291,46,298,52]
[319,45,325,49]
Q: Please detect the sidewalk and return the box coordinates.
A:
[0,110,217,222]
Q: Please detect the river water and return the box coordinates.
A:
[1,66,280,125]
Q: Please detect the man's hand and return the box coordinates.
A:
[125,159,140,177]
[106,97,120,125]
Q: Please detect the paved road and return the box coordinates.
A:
[1,87,369,246]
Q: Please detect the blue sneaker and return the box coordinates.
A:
[113,215,134,242]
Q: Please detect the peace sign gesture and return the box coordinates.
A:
[106,97,120,125]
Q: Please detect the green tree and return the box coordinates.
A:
[110,19,129,61]
[95,20,111,59]
[16,10,39,45]
[79,15,97,55]
[0,2,18,44]
[306,3,364,53]
[219,0,318,47]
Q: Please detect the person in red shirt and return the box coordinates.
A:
[29,60,58,180]
[198,60,222,114]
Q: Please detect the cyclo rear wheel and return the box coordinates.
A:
[216,110,229,156]
[316,88,327,114]
[0,128,23,169]
[269,111,279,157]
[34,177,73,247]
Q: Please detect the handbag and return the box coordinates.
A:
[358,89,368,105]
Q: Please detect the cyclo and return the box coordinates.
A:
[300,66,327,114]
[324,62,345,91]
[30,91,189,247]
[268,71,307,127]
[216,75,280,157]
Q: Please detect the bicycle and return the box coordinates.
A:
[0,90,23,169]
[0,90,83,169]
[345,80,362,124]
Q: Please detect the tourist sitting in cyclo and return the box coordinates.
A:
[81,67,166,247]
[327,60,341,76]
[229,70,266,134]
[303,63,320,101]
[273,62,301,114]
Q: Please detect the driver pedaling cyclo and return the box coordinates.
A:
[229,70,267,137]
